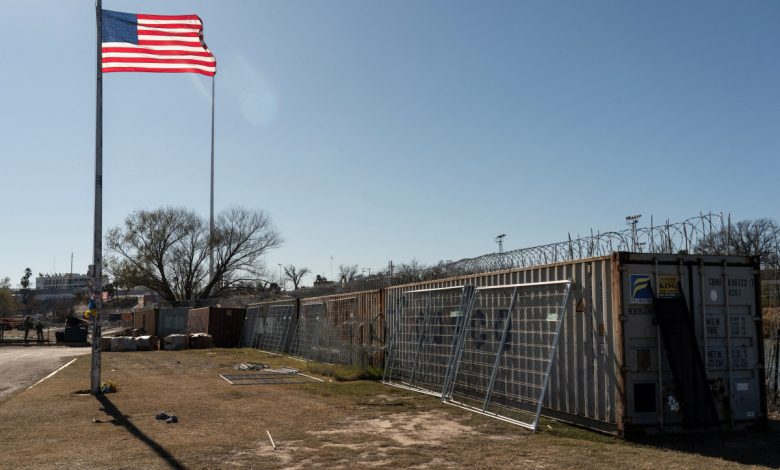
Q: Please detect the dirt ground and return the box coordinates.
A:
[0,349,778,469]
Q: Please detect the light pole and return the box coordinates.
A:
[495,234,506,254]
[625,214,642,252]
[278,263,283,290]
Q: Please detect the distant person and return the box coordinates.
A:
[0,321,5,341]
[23,316,33,342]
[35,320,44,342]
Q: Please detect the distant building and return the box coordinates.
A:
[35,273,107,291]
[33,272,109,302]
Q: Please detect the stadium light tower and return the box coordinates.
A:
[495,234,506,254]
[625,214,642,252]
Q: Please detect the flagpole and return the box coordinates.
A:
[209,76,215,284]
[91,0,103,395]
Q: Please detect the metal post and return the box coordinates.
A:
[531,280,573,430]
[90,0,103,396]
[209,76,216,283]
[722,261,734,427]
[483,287,518,411]
[653,258,664,430]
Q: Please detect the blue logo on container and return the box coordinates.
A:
[630,274,652,304]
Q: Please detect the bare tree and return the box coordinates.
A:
[338,264,359,283]
[696,218,780,268]
[284,265,310,290]
[106,206,282,304]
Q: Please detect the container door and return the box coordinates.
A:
[622,263,693,428]
[691,264,761,424]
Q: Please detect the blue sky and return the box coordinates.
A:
[1,0,778,286]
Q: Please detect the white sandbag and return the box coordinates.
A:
[112,336,138,352]
[189,333,214,349]
[135,335,159,351]
[163,334,189,351]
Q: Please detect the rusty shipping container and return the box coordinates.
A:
[157,307,190,337]
[188,307,246,348]
[383,252,766,435]
[132,307,158,336]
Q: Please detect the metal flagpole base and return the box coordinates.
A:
[90,313,102,394]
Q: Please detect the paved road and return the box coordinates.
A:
[0,346,91,402]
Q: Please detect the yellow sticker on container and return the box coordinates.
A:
[658,275,679,298]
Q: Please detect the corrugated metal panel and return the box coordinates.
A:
[187,307,245,348]
[188,308,210,335]
[240,308,260,348]
[383,252,764,435]
[133,308,158,336]
[156,307,190,337]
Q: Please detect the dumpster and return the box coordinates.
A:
[60,315,88,343]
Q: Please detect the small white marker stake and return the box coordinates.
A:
[266,430,276,450]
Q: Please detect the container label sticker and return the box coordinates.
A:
[706,316,723,336]
[736,382,749,391]
[658,275,679,298]
[630,274,653,304]
[707,347,752,369]
[729,315,749,337]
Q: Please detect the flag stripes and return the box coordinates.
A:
[101,9,216,76]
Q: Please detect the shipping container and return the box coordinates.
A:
[383,252,766,435]
[188,307,246,348]
[133,308,158,336]
[157,307,190,337]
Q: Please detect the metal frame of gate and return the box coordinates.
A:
[443,280,573,431]
[383,280,573,431]
[383,285,474,397]
[258,303,297,354]
[290,302,325,360]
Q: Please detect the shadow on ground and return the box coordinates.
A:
[95,394,186,470]
[633,423,780,468]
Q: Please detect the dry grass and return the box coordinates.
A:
[0,349,778,469]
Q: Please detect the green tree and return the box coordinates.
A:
[20,268,32,289]
[0,277,20,317]
[19,267,33,306]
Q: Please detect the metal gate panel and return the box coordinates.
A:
[259,304,296,353]
[444,280,573,431]
[383,286,473,396]
[240,307,260,348]
[291,302,325,360]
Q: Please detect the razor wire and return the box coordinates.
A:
[439,213,736,274]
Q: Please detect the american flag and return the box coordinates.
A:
[101,9,216,76]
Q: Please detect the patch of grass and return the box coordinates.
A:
[305,362,383,381]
